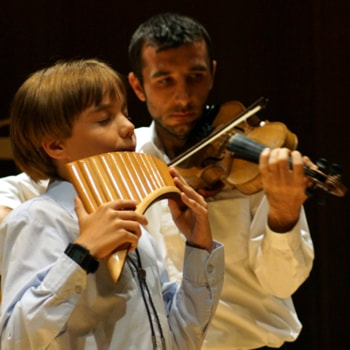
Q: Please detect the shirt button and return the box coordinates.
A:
[75,285,82,294]
[207,264,214,273]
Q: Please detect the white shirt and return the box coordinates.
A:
[0,172,47,209]
[135,123,314,349]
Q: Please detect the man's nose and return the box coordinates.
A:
[174,80,191,102]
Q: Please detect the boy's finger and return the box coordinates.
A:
[74,196,87,219]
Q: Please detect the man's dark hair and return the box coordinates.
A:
[128,12,214,83]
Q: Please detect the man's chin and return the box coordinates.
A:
[155,121,193,140]
[172,128,191,140]
[172,122,197,137]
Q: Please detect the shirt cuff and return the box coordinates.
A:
[182,241,224,285]
[42,252,88,301]
[265,220,303,251]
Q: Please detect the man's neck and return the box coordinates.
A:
[154,124,189,160]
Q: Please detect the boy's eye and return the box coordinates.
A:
[98,116,112,125]
[124,110,130,120]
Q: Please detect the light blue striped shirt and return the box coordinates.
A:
[0,180,224,350]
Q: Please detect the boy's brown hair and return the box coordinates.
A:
[10,59,126,182]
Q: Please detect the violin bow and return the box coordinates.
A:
[169,96,269,167]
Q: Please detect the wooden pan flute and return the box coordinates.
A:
[66,152,181,282]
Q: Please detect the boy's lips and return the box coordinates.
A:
[119,147,135,152]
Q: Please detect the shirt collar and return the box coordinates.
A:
[136,122,171,163]
[45,180,77,216]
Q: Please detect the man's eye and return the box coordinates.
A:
[189,73,204,81]
[157,77,172,86]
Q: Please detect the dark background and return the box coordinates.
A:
[1,1,349,349]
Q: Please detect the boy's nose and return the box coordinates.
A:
[119,117,135,138]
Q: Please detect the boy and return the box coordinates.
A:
[0,59,224,349]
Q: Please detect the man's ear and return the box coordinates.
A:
[41,137,66,160]
[128,72,146,102]
[210,60,217,90]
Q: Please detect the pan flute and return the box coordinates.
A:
[66,152,181,282]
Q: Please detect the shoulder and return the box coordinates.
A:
[4,181,75,225]
[3,194,60,227]
[0,172,48,202]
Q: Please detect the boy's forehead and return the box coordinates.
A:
[92,91,125,110]
[91,102,114,112]
[80,100,117,119]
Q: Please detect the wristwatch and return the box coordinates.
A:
[64,243,99,274]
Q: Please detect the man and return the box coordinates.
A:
[0,12,314,349]
[128,13,314,350]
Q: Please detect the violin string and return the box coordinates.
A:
[169,104,264,166]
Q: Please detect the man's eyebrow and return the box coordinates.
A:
[151,65,208,79]
[190,65,208,71]
[151,70,169,79]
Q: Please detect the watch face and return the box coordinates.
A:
[71,245,88,262]
[65,243,99,273]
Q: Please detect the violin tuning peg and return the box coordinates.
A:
[329,163,342,175]
[316,192,329,206]
[306,185,329,205]
[316,158,329,172]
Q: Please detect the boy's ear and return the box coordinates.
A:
[128,72,146,102]
[41,137,66,160]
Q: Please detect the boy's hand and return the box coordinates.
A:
[168,167,213,252]
[74,197,148,259]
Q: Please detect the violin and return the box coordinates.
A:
[169,97,347,198]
